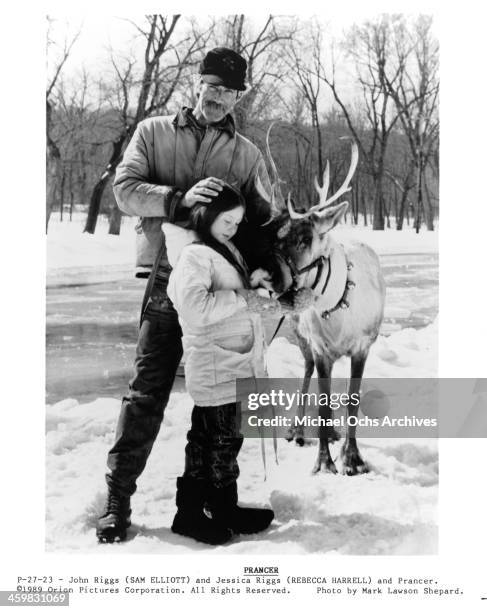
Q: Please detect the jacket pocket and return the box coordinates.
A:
[213,344,255,384]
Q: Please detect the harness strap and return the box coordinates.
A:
[319,259,333,295]
[269,314,286,344]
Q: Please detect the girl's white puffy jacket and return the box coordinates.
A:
[166,224,266,407]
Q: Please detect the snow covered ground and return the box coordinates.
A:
[46,214,438,279]
[46,322,438,555]
[46,216,438,554]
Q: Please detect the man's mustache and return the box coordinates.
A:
[205,100,224,111]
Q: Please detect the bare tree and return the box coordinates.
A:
[285,20,326,180]
[385,158,416,229]
[318,16,402,229]
[384,15,439,231]
[83,15,212,234]
[46,17,80,231]
[216,15,295,134]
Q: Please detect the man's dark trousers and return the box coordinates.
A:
[106,270,183,498]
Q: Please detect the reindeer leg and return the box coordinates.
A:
[285,327,314,446]
[295,360,313,446]
[312,358,338,474]
[341,351,370,476]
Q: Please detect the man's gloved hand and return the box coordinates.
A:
[238,289,282,315]
[181,177,225,208]
[279,287,317,313]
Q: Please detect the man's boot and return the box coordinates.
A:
[96,490,131,543]
[208,482,274,535]
[171,477,233,545]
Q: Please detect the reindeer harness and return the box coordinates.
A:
[275,239,355,320]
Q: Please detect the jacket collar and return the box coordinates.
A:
[173,107,236,137]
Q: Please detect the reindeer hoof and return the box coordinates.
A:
[295,436,314,447]
[312,458,338,475]
[341,452,369,476]
[286,426,309,446]
[342,463,369,476]
[327,461,339,474]
[285,428,295,442]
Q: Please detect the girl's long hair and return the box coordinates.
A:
[189,183,249,285]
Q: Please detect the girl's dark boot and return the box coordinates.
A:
[171,477,233,545]
[208,482,274,535]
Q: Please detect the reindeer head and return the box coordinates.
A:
[256,127,358,296]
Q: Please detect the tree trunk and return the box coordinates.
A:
[352,183,359,224]
[84,132,127,234]
[46,99,60,233]
[372,176,384,230]
[421,186,434,230]
[421,171,434,230]
[414,158,422,233]
[396,186,410,230]
[84,172,113,234]
[234,89,257,136]
[314,115,324,179]
[59,170,66,222]
[69,182,74,221]
[383,193,391,228]
[424,183,435,230]
[361,184,368,227]
[68,163,74,221]
[46,154,61,233]
[108,205,122,235]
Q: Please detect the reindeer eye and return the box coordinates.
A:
[298,236,312,249]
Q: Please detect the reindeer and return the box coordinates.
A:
[256,130,386,475]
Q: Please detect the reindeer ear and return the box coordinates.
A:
[313,201,349,236]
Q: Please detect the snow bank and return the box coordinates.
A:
[267,318,437,380]
[47,215,136,271]
[333,224,438,256]
[46,215,438,278]
[46,320,438,554]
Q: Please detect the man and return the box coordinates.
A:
[96,48,278,544]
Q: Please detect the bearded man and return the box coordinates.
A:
[96,48,278,544]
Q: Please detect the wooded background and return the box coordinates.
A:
[46,14,439,234]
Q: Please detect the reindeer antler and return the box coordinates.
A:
[318,139,358,207]
[252,123,287,213]
[287,192,303,220]
[286,139,359,220]
[266,122,286,210]
[313,160,330,205]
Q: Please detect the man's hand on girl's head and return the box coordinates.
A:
[181,177,225,208]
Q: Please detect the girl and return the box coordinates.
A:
[166,183,277,545]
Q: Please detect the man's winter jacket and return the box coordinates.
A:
[113,108,273,276]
